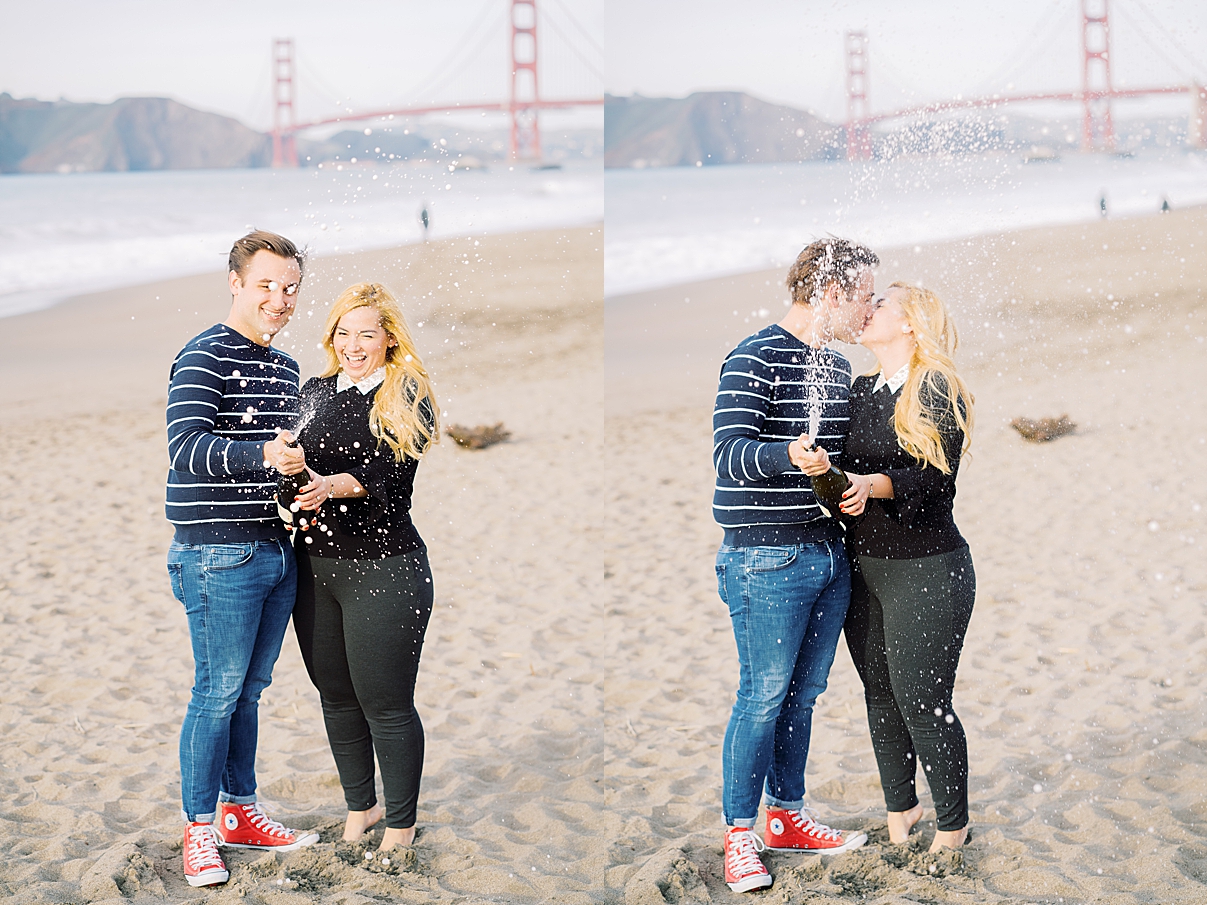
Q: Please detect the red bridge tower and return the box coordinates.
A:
[510,0,542,162]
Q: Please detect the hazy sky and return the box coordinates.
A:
[1,0,603,131]
[607,0,1207,122]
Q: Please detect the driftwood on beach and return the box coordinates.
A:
[1010,414,1076,442]
[446,422,512,449]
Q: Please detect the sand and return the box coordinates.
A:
[605,209,1207,903]
[0,225,605,903]
[4,204,1207,904]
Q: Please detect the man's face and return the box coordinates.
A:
[226,250,301,345]
[829,269,876,343]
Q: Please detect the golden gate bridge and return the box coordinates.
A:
[267,0,601,167]
[843,0,1207,160]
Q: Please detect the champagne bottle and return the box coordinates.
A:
[810,464,852,520]
[275,435,316,530]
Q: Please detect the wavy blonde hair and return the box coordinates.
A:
[874,282,974,474]
[320,282,439,460]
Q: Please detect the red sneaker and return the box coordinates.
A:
[183,822,229,888]
[764,806,867,853]
[215,802,319,851]
[724,826,772,893]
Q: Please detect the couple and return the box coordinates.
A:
[164,230,437,886]
[713,238,976,892]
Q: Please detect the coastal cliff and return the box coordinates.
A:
[604,91,842,168]
[0,93,271,173]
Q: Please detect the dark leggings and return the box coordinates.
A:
[844,546,975,832]
[293,547,433,829]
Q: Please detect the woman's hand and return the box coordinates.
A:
[839,472,872,516]
[264,431,307,475]
[789,434,832,476]
[294,468,332,511]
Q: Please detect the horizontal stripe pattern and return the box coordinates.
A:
[165,324,300,541]
[712,325,851,531]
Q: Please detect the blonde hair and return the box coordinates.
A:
[320,282,439,460]
[875,282,974,474]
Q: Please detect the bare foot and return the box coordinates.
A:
[929,826,968,852]
[379,826,416,851]
[886,804,924,844]
[343,804,383,842]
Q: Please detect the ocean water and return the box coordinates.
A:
[0,160,603,317]
[605,150,1207,297]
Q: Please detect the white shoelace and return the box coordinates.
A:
[789,806,844,842]
[240,803,295,838]
[727,829,766,875]
[186,824,225,870]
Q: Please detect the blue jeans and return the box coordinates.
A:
[716,540,851,827]
[167,538,297,822]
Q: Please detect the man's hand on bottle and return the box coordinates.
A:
[789,434,831,476]
[264,432,307,475]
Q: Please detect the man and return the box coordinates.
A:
[712,238,879,892]
[165,230,318,887]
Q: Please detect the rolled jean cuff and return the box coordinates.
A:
[764,794,805,811]
[182,809,215,824]
[218,792,258,805]
[726,816,757,829]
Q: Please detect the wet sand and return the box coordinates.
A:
[605,209,1207,903]
[0,225,606,903]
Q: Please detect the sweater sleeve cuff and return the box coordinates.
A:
[883,467,925,528]
[344,464,390,523]
[225,439,270,475]
[766,441,795,476]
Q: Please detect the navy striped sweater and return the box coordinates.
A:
[165,324,301,543]
[712,325,852,546]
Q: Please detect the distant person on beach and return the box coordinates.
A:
[712,238,877,893]
[165,230,318,888]
[276,282,439,852]
[419,202,430,241]
[802,282,976,852]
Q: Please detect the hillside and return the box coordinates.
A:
[0,93,271,173]
[604,91,841,168]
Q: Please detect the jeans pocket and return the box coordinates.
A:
[715,563,728,606]
[746,546,798,573]
[204,543,256,571]
[166,563,185,604]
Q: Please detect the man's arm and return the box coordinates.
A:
[166,348,270,476]
[712,351,796,482]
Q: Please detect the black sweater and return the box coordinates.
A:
[295,375,431,560]
[845,374,967,560]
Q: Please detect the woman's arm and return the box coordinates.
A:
[292,470,367,511]
[837,471,894,516]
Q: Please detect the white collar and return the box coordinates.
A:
[337,367,385,394]
[872,363,909,394]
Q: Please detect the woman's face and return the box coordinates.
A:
[332,306,393,380]
[859,287,913,347]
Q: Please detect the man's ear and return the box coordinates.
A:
[228,269,242,296]
[825,281,844,308]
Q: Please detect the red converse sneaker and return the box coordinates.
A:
[215,802,319,851]
[724,826,772,893]
[183,822,229,888]
[764,806,867,853]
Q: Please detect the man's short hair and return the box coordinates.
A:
[786,238,879,306]
[228,230,305,279]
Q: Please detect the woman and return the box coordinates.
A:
[277,282,439,851]
[804,281,975,851]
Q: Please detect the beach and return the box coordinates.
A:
[3,204,1207,905]
[606,209,1207,902]
[0,225,606,903]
